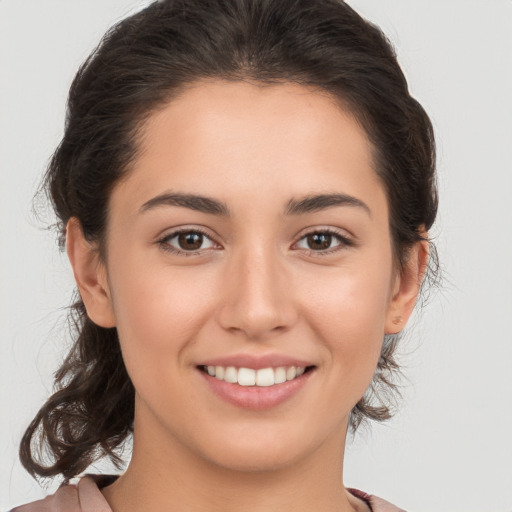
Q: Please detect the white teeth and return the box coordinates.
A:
[274,367,287,384]
[215,366,225,379]
[224,366,238,383]
[204,365,308,386]
[255,367,274,387]
[286,366,297,381]
[238,368,256,386]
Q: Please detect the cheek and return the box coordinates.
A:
[301,262,393,386]
[107,254,218,372]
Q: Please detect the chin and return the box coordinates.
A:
[201,444,304,473]
[186,422,327,474]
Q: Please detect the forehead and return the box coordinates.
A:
[113,80,386,218]
[138,79,371,164]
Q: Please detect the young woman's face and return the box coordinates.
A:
[78,81,418,472]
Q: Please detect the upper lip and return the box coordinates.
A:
[196,354,315,370]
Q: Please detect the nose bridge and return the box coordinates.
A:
[217,240,296,339]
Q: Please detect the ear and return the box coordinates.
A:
[66,218,116,328]
[385,238,429,334]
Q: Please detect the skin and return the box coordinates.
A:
[67,81,427,512]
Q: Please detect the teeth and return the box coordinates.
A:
[286,366,297,380]
[204,365,308,386]
[255,367,274,387]
[274,367,287,384]
[224,366,237,383]
[238,368,256,386]
[215,366,225,379]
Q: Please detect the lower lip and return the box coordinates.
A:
[198,369,314,410]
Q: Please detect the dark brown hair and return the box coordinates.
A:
[20,0,438,480]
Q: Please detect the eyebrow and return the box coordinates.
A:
[140,191,370,217]
[285,193,371,216]
[140,192,230,216]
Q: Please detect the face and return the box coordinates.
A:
[70,80,421,473]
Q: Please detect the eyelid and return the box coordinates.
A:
[156,226,222,255]
[155,225,355,257]
[291,227,355,255]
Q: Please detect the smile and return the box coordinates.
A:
[202,365,308,387]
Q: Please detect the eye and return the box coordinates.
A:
[158,229,217,254]
[294,230,353,253]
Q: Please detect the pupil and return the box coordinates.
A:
[308,233,331,250]
[178,232,203,250]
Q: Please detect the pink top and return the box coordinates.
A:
[10,476,406,512]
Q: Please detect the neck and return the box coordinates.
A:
[102,408,364,512]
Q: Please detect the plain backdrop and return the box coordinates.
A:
[1,1,511,511]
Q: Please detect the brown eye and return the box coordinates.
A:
[160,230,216,254]
[178,232,203,250]
[294,230,352,253]
[306,233,333,250]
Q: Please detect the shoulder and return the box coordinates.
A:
[9,476,113,512]
[12,480,404,512]
[348,488,408,512]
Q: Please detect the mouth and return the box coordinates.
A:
[196,356,317,409]
[199,364,315,387]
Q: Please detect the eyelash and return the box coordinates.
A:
[156,227,354,257]
[157,227,217,256]
[294,228,355,257]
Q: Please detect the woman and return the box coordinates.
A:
[11,0,437,510]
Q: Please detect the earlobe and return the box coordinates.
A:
[385,239,429,334]
[66,218,116,328]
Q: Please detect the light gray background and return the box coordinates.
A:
[1,1,511,510]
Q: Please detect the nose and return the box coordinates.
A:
[216,246,298,340]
